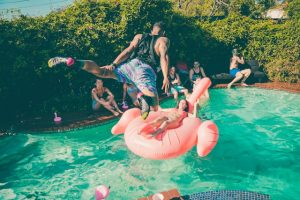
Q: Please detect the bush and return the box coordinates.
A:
[0,0,299,125]
[265,59,300,83]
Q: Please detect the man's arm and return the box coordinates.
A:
[235,56,245,64]
[108,34,142,68]
[158,37,170,93]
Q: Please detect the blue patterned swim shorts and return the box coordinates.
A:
[114,58,157,95]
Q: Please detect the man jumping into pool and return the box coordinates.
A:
[227,48,251,89]
[48,22,170,119]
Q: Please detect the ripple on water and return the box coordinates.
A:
[0,88,299,199]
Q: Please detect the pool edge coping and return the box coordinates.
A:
[10,83,300,134]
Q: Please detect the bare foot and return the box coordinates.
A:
[241,83,249,87]
[227,84,232,89]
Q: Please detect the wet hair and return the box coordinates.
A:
[176,99,189,112]
[153,21,166,32]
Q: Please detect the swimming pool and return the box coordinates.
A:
[0,88,299,199]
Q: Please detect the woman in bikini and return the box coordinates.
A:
[91,79,123,116]
[139,99,199,138]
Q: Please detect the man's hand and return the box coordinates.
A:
[161,78,170,93]
[102,64,115,71]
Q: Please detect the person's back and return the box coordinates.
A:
[129,30,169,73]
[130,33,160,71]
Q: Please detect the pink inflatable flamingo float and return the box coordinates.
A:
[54,112,62,125]
[111,78,219,160]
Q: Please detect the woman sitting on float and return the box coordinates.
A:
[112,78,219,160]
[139,99,199,140]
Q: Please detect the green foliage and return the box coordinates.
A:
[265,59,300,82]
[170,0,277,18]
[287,0,300,19]
[247,19,300,64]
[0,0,299,125]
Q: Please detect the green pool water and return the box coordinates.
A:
[0,88,300,200]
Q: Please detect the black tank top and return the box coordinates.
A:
[168,73,178,86]
[192,68,202,80]
[130,33,160,72]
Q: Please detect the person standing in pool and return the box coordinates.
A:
[48,22,170,120]
[227,49,251,89]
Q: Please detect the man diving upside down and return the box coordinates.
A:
[48,21,170,119]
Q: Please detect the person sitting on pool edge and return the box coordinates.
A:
[227,48,251,89]
[138,99,199,139]
[91,79,123,116]
[189,61,207,88]
[168,66,189,101]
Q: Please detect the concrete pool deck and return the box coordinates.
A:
[11,81,300,133]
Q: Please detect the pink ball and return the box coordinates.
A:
[95,185,110,200]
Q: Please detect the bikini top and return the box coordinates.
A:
[93,87,109,99]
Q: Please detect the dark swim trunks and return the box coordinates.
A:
[230,68,241,77]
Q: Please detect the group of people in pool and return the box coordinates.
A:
[48,21,251,137]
